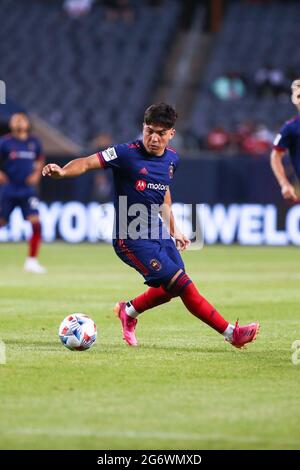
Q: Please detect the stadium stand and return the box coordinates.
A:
[0,0,180,148]
[190,1,300,146]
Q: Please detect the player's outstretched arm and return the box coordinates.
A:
[42,154,102,179]
[270,148,298,201]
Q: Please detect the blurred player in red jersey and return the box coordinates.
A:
[42,103,259,348]
[271,79,300,201]
[0,113,46,273]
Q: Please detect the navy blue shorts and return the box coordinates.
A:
[113,238,185,287]
[0,184,39,221]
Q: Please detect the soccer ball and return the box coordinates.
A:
[58,313,97,351]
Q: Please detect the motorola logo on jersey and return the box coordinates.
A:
[148,182,169,191]
[135,179,147,191]
[135,180,169,192]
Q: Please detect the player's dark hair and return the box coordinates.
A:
[144,103,178,129]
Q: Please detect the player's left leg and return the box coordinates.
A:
[166,269,259,349]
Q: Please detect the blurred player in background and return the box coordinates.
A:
[271,79,300,201]
[0,113,46,273]
[42,103,259,348]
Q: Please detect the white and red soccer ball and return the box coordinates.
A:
[59,314,97,351]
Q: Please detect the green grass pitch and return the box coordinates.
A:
[0,243,300,450]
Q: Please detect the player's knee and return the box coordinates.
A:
[164,271,192,297]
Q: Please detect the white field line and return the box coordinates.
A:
[1,427,299,446]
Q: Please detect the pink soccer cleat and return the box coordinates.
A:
[114,301,138,346]
[231,321,260,349]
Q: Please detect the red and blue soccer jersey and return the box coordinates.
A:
[273,115,300,178]
[98,140,179,240]
[0,134,43,186]
[98,139,184,287]
[0,134,43,221]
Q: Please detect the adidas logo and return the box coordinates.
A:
[139,167,148,175]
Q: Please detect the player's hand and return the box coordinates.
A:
[281,183,298,201]
[42,164,65,179]
[173,230,191,251]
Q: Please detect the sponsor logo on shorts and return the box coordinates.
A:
[150,259,162,271]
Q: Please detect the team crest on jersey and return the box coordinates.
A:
[28,142,36,151]
[139,167,148,175]
[102,147,118,162]
[169,163,174,179]
[150,259,162,271]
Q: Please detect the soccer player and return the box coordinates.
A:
[42,103,259,348]
[0,113,46,273]
[271,79,300,201]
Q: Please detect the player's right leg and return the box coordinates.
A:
[21,189,46,274]
[113,301,138,346]
[24,214,46,274]
[113,238,184,346]
[113,286,173,346]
